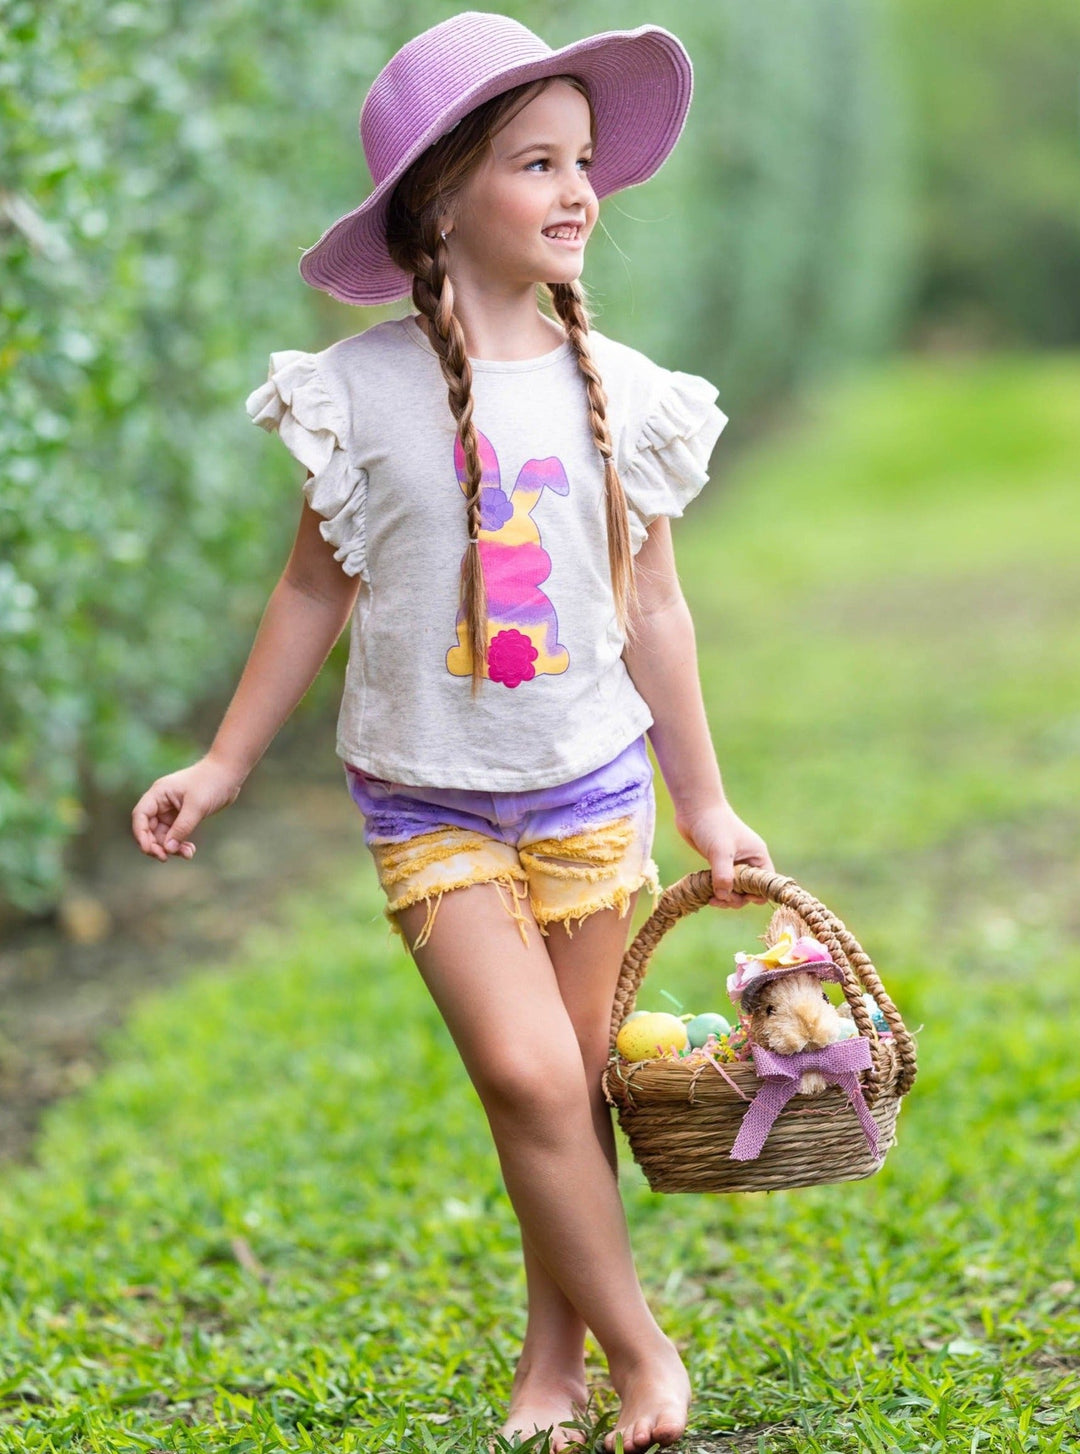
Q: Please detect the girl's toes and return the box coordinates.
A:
[552,1430,588,1452]
[655,1409,685,1444]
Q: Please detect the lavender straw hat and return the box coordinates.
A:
[298,10,694,306]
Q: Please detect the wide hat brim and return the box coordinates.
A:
[729,958,845,1012]
[298,24,693,306]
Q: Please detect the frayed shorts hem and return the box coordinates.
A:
[379,848,661,954]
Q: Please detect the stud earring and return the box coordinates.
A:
[440,229,448,241]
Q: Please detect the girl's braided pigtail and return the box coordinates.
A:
[549,279,638,638]
[412,231,488,694]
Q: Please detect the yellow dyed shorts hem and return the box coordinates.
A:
[344,736,659,952]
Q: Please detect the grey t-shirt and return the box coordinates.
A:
[245,313,727,790]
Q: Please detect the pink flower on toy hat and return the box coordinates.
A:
[789,935,832,963]
[727,953,765,1001]
[487,628,537,688]
[751,927,833,968]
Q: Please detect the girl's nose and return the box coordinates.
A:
[562,167,595,206]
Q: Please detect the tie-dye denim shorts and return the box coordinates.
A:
[344,734,660,952]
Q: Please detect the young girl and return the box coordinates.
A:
[132,13,774,1451]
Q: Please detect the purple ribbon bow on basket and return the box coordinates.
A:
[729,1037,881,1162]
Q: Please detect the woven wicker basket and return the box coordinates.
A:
[601,866,917,1194]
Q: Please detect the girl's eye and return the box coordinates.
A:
[525,157,595,172]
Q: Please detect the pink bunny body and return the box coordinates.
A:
[445,429,570,685]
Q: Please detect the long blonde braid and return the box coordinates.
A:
[548,279,638,637]
[411,231,489,694]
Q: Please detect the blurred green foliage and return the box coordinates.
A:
[896,0,1080,345]
[0,0,385,913]
[574,0,914,401]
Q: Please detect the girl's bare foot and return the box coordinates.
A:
[604,1336,691,1452]
[495,1366,590,1451]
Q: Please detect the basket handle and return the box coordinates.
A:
[609,866,917,1103]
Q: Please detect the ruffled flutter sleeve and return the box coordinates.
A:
[245,349,369,581]
[620,369,729,554]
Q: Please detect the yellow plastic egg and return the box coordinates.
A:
[615,1011,689,1062]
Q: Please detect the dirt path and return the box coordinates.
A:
[0,722,365,1165]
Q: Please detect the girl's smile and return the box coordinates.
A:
[542,224,585,249]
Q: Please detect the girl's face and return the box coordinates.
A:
[444,80,599,291]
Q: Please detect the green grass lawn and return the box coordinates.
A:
[2,349,1077,1452]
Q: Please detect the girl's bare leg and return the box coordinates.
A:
[395,885,690,1453]
[505,906,631,1447]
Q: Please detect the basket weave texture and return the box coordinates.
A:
[601,866,918,1194]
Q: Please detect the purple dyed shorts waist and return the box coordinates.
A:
[345,734,653,846]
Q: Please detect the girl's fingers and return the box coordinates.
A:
[164,803,203,854]
[137,828,167,860]
[132,806,162,857]
[133,791,191,860]
[709,852,736,901]
[153,800,180,835]
[709,875,748,908]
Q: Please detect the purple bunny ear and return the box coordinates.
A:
[513,457,570,499]
[454,429,499,486]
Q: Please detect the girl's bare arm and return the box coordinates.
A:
[622,515,773,907]
[132,480,360,860]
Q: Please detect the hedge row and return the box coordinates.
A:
[0,0,393,913]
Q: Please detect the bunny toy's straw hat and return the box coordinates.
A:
[298,10,694,306]
[727,934,845,1012]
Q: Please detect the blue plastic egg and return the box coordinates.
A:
[861,992,888,1030]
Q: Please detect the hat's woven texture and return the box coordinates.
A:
[299,11,693,305]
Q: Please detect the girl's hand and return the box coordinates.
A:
[131,755,244,862]
[675,800,775,909]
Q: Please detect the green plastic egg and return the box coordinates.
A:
[686,1012,732,1048]
[619,1010,650,1027]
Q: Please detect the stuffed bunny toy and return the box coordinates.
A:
[729,906,847,1095]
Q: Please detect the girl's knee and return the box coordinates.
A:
[472,1043,592,1133]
